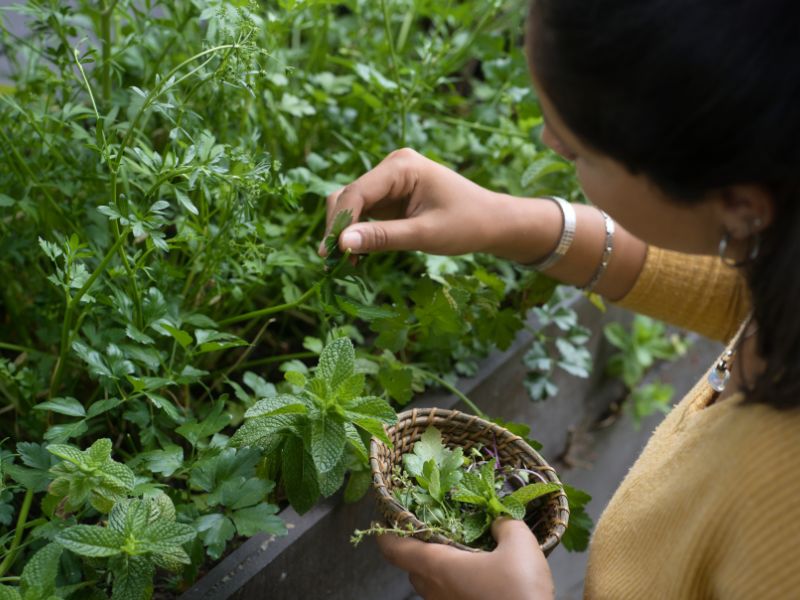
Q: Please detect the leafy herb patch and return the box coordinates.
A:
[0,0,595,596]
[353,427,561,550]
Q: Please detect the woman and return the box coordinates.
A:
[320,0,800,597]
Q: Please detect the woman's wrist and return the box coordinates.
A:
[481,194,564,263]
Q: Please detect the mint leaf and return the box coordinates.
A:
[244,395,308,418]
[139,520,196,558]
[48,439,135,513]
[230,414,302,450]
[20,543,62,598]
[110,555,154,600]
[463,512,490,544]
[333,373,365,404]
[316,337,355,390]
[57,526,125,557]
[282,436,319,514]
[344,423,369,464]
[508,482,562,506]
[352,418,392,446]
[310,415,346,474]
[318,456,347,498]
[501,495,526,520]
[0,586,22,600]
[343,397,396,424]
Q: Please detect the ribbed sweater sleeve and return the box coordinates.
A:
[614,246,751,342]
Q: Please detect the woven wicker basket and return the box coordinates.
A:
[370,407,570,556]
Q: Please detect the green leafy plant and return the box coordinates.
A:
[0,543,76,600]
[57,496,195,600]
[354,427,563,549]
[231,337,397,513]
[0,0,590,594]
[604,316,691,425]
[524,298,594,401]
[189,447,286,559]
[47,438,135,514]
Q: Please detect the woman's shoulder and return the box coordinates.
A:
[704,398,800,474]
[699,399,800,597]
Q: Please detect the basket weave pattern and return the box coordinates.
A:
[370,407,570,555]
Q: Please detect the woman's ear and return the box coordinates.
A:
[715,184,775,240]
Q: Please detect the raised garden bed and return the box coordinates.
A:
[181,297,630,600]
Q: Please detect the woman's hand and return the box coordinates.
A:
[319,148,524,258]
[377,518,555,600]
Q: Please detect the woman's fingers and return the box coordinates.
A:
[377,532,434,575]
[339,217,436,254]
[319,150,424,253]
[491,518,555,600]
[491,517,540,554]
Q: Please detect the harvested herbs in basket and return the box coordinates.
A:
[353,426,562,550]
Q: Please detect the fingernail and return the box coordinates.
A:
[341,230,362,252]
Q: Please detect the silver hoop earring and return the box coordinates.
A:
[718,226,762,267]
[718,231,737,267]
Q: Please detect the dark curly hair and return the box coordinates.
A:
[527,0,800,409]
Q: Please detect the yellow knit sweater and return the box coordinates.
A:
[582,247,800,599]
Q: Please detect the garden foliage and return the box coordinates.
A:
[0,0,590,596]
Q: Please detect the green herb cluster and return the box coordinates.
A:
[353,427,562,549]
[0,0,593,596]
[604,316,691,426]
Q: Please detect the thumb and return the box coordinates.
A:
[339,219,428,254]
[490,518,540,554]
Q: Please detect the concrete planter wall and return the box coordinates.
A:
[181,298,637,600]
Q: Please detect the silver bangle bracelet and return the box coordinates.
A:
[580,208,615,292]
[521,196,576,271]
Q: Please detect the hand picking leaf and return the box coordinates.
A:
[324,209,353,269]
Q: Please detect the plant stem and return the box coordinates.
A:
[218,285,319,327]
[423,371,488,420]
[100,1,116,101]
[438,115,530,139]
[234,352,317,373]
[0,342,38,355]
[50,230,130,398]
[0,488,34,577]
[380,0,407,144]
[219,251,352,327]
[0,125,74,230]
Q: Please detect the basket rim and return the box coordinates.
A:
[369,407,570,554]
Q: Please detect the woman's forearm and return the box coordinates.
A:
[483,193,648,301]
